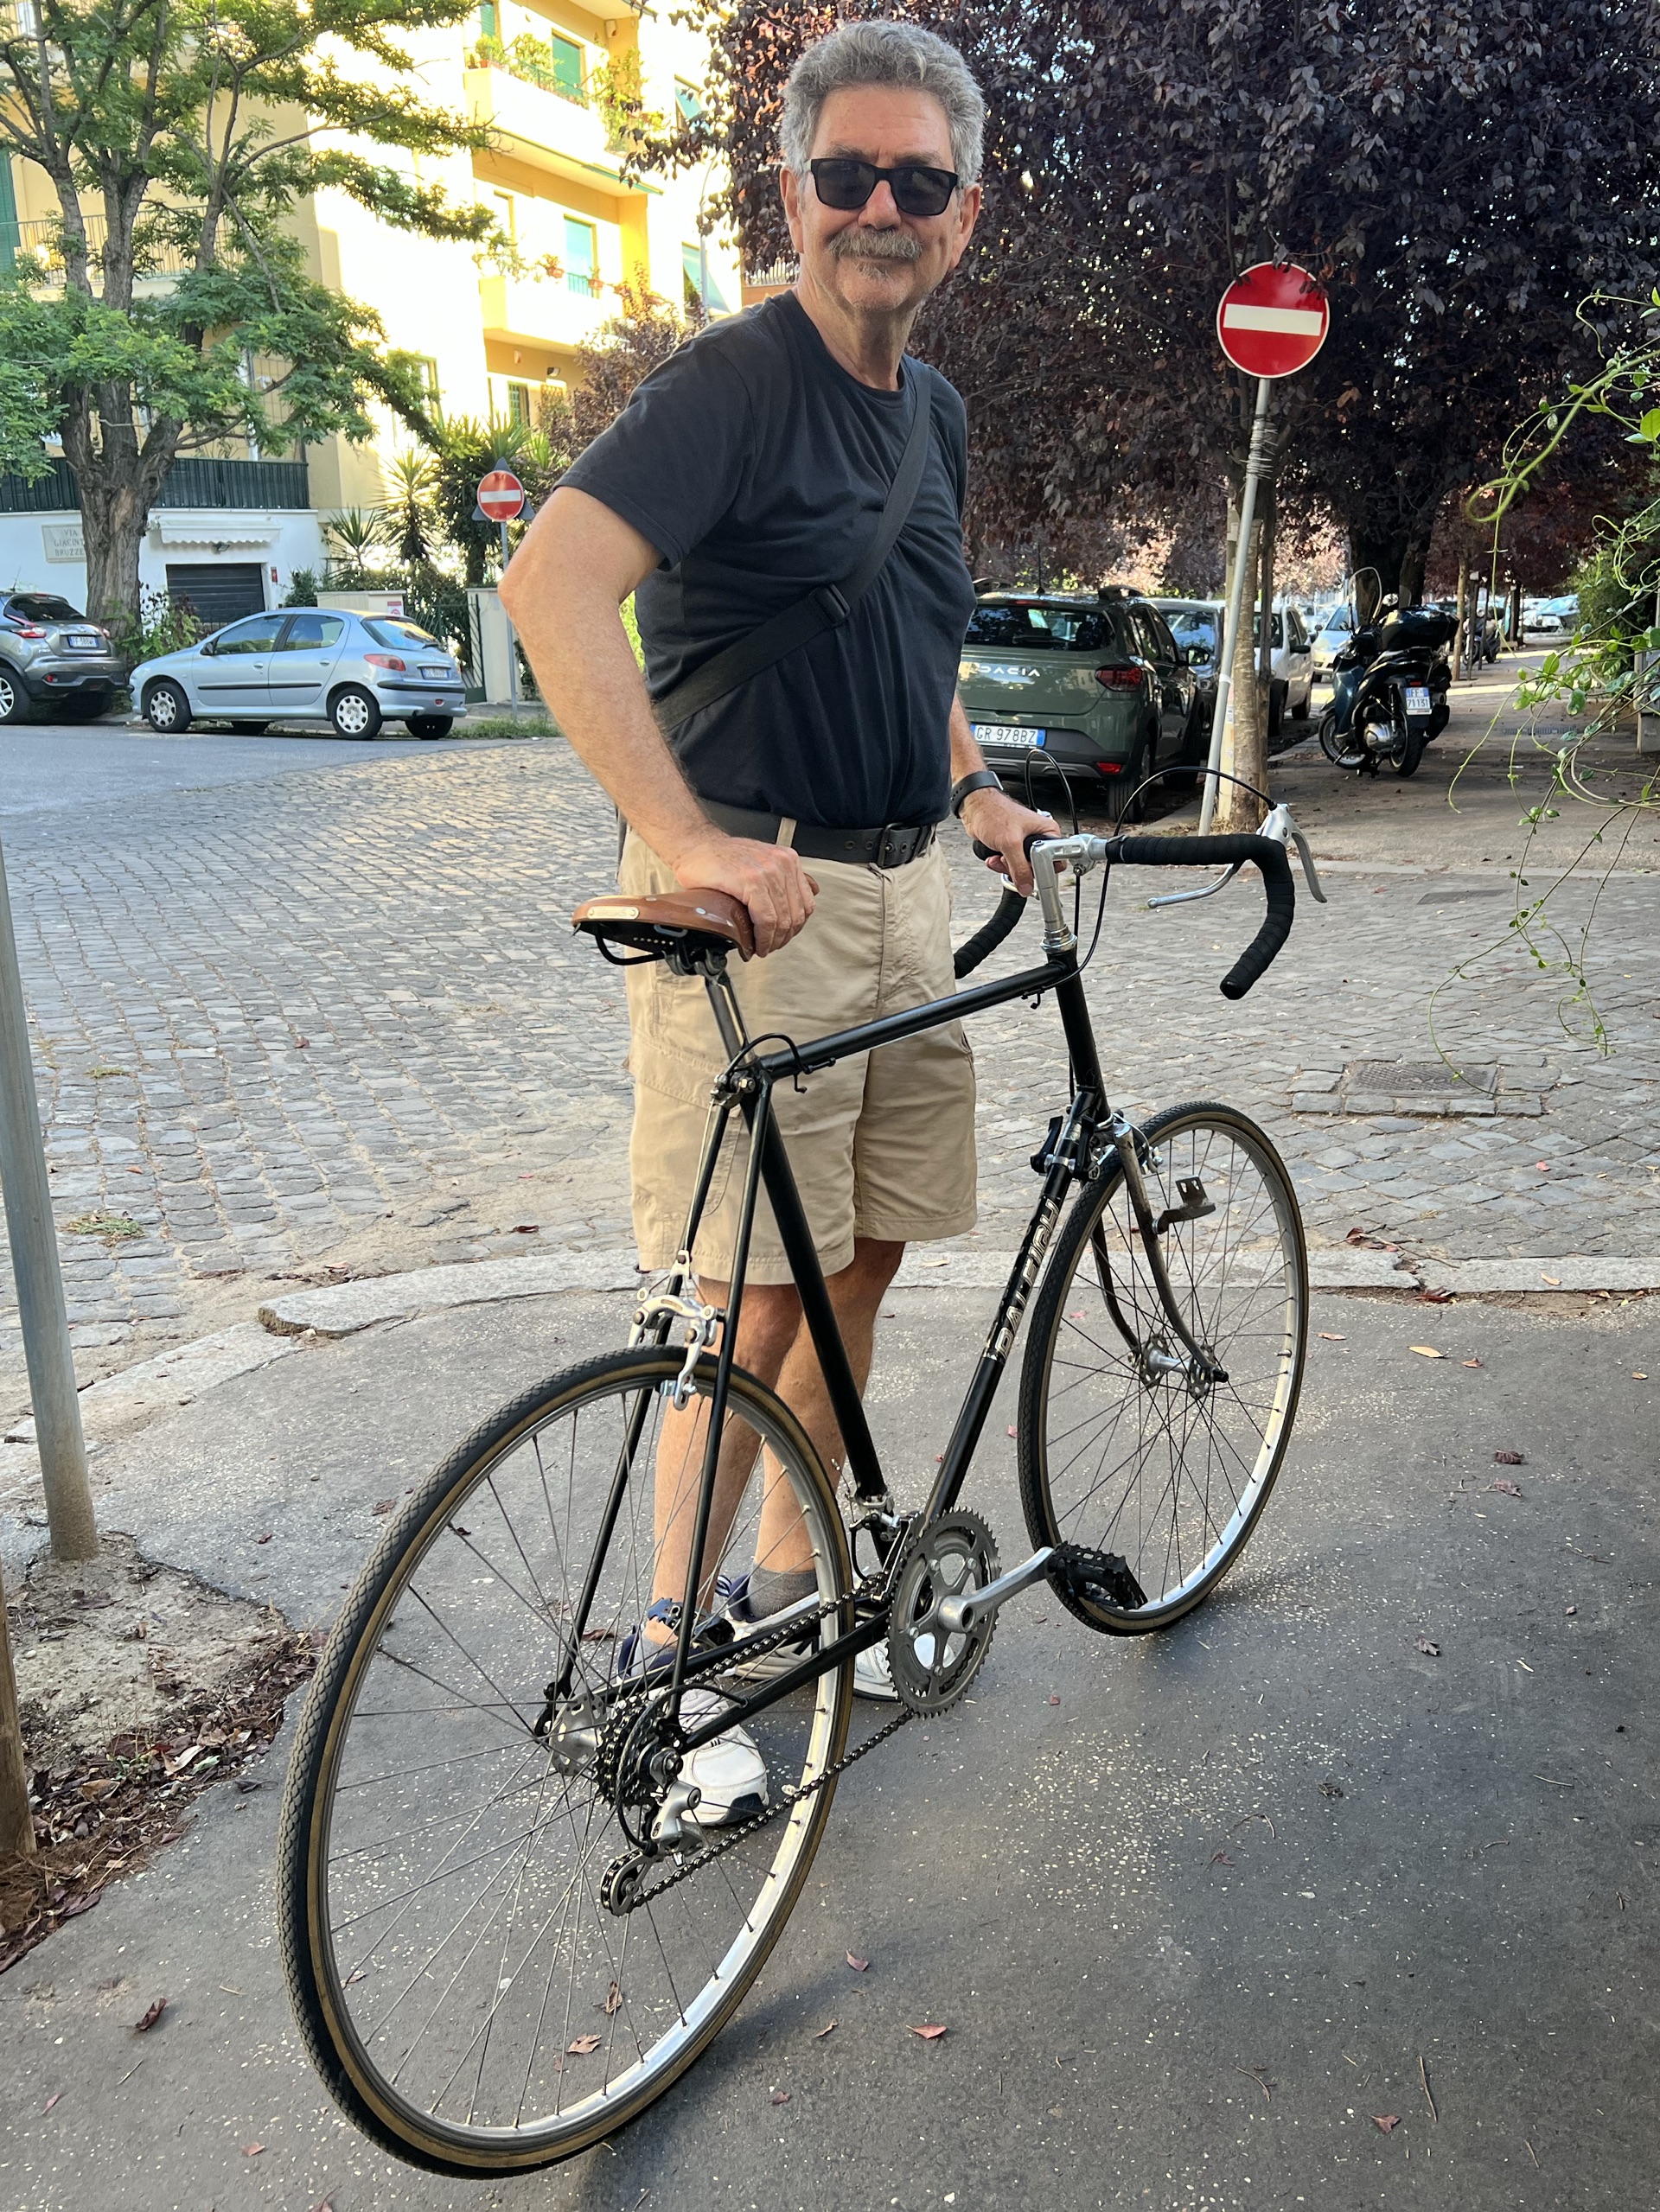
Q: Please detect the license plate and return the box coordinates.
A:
[973,723,1043,749]
[1405,685,1433,714]
[421,665,450,679]
[67,633,101,652]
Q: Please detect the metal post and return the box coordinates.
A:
[0,836,94,1560]
[1199,376,1274,833]
[500,519,520,719]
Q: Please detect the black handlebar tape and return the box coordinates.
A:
[969,831,1049,864]
[1104,834,1296,1000]
[953,886,1028,978]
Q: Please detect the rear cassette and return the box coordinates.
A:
[888,1510,999,1714]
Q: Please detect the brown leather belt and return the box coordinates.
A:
[699,799,935,869]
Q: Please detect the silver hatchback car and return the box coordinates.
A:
[131,609,469,739]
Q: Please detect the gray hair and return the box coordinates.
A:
[781,20,985,187]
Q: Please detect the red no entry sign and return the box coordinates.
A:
[1216,263,1329,379]
[476,468,526,523]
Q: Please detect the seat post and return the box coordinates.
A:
[701,955,748,1061]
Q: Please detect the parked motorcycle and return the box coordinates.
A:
[1318,598,1456,776]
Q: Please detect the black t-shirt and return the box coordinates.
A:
[562,291,974,828]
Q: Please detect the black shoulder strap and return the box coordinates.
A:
[651,373,935,735]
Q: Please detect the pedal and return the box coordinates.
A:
[1053,1541,1147,1612]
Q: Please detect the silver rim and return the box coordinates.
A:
[335,692,373,736]
[304,1362,847,2158]
[1037,1112,1304,1616]
[147,687,177,729]
[0,674,16,720]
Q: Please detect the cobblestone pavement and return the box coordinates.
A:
[3,669,1659,1399]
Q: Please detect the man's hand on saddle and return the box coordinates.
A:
[959,788,1061,898]
[671,832,820,959]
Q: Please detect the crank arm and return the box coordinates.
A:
[1146,861,1242,910]
[936,1546,1055,1635]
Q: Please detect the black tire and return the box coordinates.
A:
[1018,1101,1307,1634]
[278,1345,852,2177]
[1166,703,1208,790]
[0,666,32,724]
[228,719,270,734]
[1290,683,1312,723]
[1318,707,1364,770]
[1390,730,1427,777]
[1114,734,1152,824]
[1267,680,1286,738]
[143,679,191,734]
[329,685,381,740]
[406,714,453,740]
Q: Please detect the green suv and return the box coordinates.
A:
[957,588,1203,818]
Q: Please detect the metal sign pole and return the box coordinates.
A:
[0,835,94,1560]
[500,519,520,719]
[1199,376,1274,834]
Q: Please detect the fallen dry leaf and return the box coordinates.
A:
[132,1997,168,2034]
[603,1981,623,2015]
[846,1952,870,1973]
[771,2089,792,2105]
[42,2091,61,2114]
[1372,2113,1401,2134]
[1634,1372,1648,1381]
[1491,1478,1523,1498]
[1047,1693,1061,1705]
[1463,1358,1483,1369]
[814,2021,837,2039]
[566,2034,603,2056]
[242,2143,264,2157]
[1210,1851,1234,1867]
[1414,1635,1440,1657]
[1416,1287,1453,1304]
[1493,1450,1524,1465]
[909,2024,948,2041]
[371,1498,398,1516]
[1409,1346,1446,1360]
[1318,1331,1346,1342]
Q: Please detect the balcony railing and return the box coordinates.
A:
[0,455,310,515]
[744,258,800,290]
[0,212,200,278]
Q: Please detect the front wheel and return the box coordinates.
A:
[1318,707,1364,770]
[329,685,381,740]
[1018,1101,1307,1633]
[278,1345,852,2175]
[143,679,190,734]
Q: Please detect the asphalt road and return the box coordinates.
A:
[0,720,500,818]
[0,1281,1655,2211]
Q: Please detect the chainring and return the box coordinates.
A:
[887,1509,999,1714]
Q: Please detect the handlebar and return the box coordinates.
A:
[958,827,1304,999]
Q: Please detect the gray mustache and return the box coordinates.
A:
[828,227,922,264]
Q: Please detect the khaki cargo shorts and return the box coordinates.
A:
[621,829,977,1283]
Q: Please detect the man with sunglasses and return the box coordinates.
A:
[504,21,1053,1764]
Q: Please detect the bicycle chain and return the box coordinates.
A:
[598,1579,908,1916]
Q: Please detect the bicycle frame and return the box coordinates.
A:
[597,857,1238,1759]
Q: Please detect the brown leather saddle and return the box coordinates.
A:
[571,888,755,964]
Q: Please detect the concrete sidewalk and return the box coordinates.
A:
[1,1274,1655,2210]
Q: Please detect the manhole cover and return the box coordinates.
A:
[1345,1059,1497,1100]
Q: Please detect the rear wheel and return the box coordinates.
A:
[1390,730,1427,778]
[278,1346,852,2175]
[1113,734,1152,824]
[407,715,453,740]
[1018,1102,1306,1633]
[1290,682,1312,723]
[0,667,31,724]
[143,679,190,734]
[329,685,381,740]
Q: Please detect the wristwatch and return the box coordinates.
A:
[950,768,1004,818]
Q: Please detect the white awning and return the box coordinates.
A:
[150,510,284,549]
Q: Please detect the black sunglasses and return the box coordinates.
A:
[808,156,961,219]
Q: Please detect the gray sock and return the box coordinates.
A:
[748,1564,817,1619]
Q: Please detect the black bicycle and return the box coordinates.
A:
[278,813,1325,2175]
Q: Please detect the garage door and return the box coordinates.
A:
[164,563,267,628]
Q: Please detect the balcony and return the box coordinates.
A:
[0,213,200,294]
[464,67,658,194]
[0,456,310,515]
[478,269,610,355]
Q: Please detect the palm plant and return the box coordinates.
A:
[320,506,390,586]
[384,452,440,569]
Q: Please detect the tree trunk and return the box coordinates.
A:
[1216,510,1267,833]
[1257,488,1276,731]
[0,1559,34,1857]
[63,408,183,637]
[1451,556,1471,680]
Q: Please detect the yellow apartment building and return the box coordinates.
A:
[0,3,740,621]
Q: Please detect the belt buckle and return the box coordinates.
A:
[875,823,912,869]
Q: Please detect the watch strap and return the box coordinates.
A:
[950,768,1004,817]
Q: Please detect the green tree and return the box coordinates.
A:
[0,0,497,627]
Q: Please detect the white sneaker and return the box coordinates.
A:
[680,1688,769,1826]
[853,1638,898,1703]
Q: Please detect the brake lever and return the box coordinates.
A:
[1146,861,1244,910]
[1259,803,1328,904]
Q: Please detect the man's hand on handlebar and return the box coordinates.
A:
[958,787,1060,897]
[668,831,819,959]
